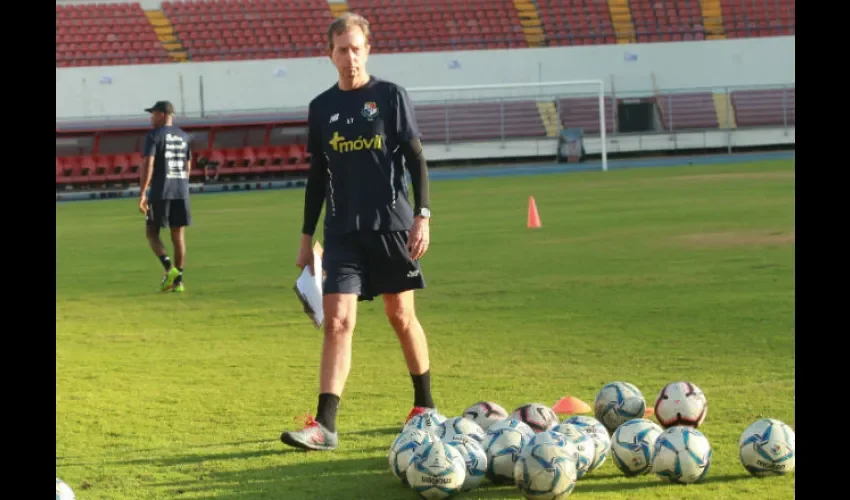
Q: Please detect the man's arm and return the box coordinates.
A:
[138,132,157,213]
[394,85,430,216]
[399,138,430,215]
[301,154,327,237]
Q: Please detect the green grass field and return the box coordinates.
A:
[56,158,795,499]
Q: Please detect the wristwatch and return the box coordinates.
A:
[416,208,431,218]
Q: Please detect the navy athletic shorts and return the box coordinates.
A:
[323,230,426,301]
[146,199,192,228]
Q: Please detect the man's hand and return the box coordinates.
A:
[138,194,148,215]
[408,216,430,261]
[296,234,315,275]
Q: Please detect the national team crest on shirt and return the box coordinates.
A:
[361,101,379,121]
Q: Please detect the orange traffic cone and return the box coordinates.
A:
[552,396,592,415]
[528,196,541,228]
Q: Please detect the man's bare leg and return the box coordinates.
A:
[384,290,435,415]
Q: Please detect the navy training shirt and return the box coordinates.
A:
[306,76,421,234]
[143,125,192,201]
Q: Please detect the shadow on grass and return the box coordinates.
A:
[154,455,408,500]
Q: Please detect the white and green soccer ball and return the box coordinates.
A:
[551,423,596,479]
[561,415,610,472]
[56,478,75,500]
[610,418,664,476]
[406,440,466,499]
[446,435,488,491]
[514,441,578,499]
[404,410,447,436]
[389,428,437,484]
[739,418,795,477]
[439,416,485,443]
[594,382,647,434]
[482,418,535,484]
[652,425,712,484]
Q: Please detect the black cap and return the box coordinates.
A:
[144,101,175,114]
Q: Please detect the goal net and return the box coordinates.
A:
[406,80,609,171]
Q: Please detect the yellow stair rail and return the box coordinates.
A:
[699,0,727,40]
[607,0,636,44]
[328,1,349,18]
[514,0,546,48]
[145,10,188,62]
[537,101,561,137]
[712,92,737,129]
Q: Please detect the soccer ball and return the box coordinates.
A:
[439,416,486,443]
[653,381,707,428]
[511,403,560,433]
[551,423,596,479]
[462,401,509,431]
[652,425,712,484]
[561,415,610,472]
[739,418,795,477]
[522,430,570,451]
[56,478,76,500]
[610,418,664,476]
[514,441,578,499]
[389,429,437,484]
[406,441,466,499]
[404,410,447,436]
[447,435,488,491]
[594,382,647,434]
[482,418,535,484]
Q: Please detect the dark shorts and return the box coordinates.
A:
[323,230,426,301]
[146,199,192,228]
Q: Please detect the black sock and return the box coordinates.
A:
[411,370,435,409]
[174,267,184,284]
[316,393,340,432]
[159,255,172,271]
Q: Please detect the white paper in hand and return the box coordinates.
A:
[294,242,324,328]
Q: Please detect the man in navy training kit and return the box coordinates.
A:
[138,100,193,293]
[281,13,436,451]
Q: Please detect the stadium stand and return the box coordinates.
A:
[628,0,707,43]
[347,0,528,53]
[536,0,617,47]
[55,0,795,66]
[730,88,795,128]
[56,2,169,67]
[162,0,334,61]
[655,92,719,131]
[721,0,795,38]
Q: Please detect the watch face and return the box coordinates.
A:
[419,208,431,218]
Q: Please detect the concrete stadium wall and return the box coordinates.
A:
[56,36,795,120]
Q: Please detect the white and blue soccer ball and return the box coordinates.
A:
[446,435,488,491]
[482,418,536,484]
[514,441,578,499]
[511,403,560,433]
[594,382,647,434]
[439,416,485,443]
[462,401,509,432]
[404,410,447,436]
[406,440,466,499]
[610,418,664,476]
[56,478,75,500]
[652,425,712,484]
[389,428,437,484]
[739,418,795,477]
[551,423,596,479]
[561,415,610,472]
[653,381,708,429]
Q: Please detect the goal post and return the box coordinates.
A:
[406,80,608,172]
